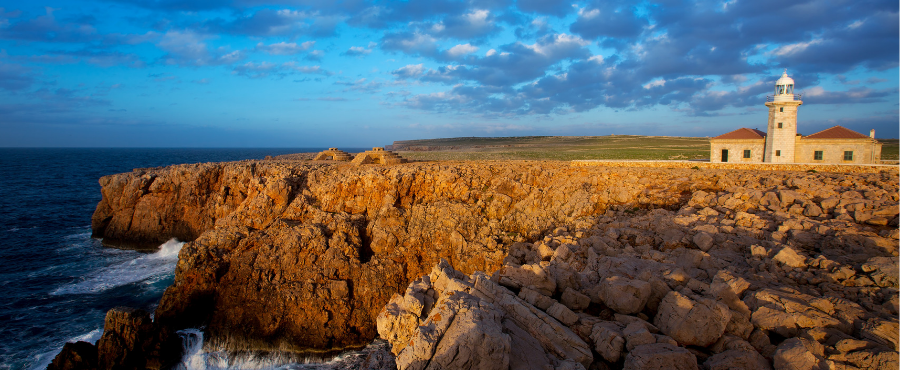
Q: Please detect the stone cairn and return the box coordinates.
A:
[313,148,354,161]
[351,147,409,165]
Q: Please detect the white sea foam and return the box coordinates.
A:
[175,329,369,370]
[50,239,184,295]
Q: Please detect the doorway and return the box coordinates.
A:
[721,149,729,162]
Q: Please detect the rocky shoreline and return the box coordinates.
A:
[49,159,898,369]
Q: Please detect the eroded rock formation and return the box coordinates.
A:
[81,159,898,369]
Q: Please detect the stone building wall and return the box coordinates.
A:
[795,138,883,164]
[709,139,765,163]
[763,102,801,163]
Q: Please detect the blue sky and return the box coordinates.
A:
[0,0,897,147]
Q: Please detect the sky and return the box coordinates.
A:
[0,0,897,147]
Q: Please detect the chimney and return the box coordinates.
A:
[870,129,875,138]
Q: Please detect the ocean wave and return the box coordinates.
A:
[50,239,184,296]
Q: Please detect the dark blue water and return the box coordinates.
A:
[0,148,352,370]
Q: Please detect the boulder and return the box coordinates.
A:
[773,247,807,269]
[561,287,591,311]
[598,276,652,314]
[590,323,625,363]
[47,342,98,370]
[773,338,826,370]
[654,292,731,347]
[623,343,699,370]
[693,232,714,252]
[703,350,771,370]
[395,291,510,370]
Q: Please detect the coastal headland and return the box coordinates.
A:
[50,156,898,370]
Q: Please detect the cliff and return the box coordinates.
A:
[74,159,898,368]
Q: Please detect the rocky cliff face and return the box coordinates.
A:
[85,159,898,367]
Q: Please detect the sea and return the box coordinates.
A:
[0,148,372,370]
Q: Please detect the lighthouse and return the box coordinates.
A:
[763,70,803,162]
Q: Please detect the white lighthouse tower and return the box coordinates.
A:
[763,70,803,162]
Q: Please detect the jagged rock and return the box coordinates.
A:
[859,318,899,351]
[94,307,181,370]
[843,348,899,369]
[774,337,832,370]
[704,349,771,370]
[561,287,591,311]
[623,343,699,370]
[693,232,714,252]
[747,288,845,337]
[624,321,656,351]
[395,291,509,370]
[598,276,651,315]
[773,247,807,268]
[547,302,580,326]
[861,256,899,288]
[498,263,556,296]
[378,260,593,370]
[591,323,625,363]
[77,158,900,367]
[654,291,731,347]
[47,342,98,370]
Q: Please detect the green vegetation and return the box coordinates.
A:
[880,139,899,161]
[395,135,711,161]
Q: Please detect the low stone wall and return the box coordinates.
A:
[572,160,898,174]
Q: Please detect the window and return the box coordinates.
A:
[778,122,783,128]
[780,107,783,112]
[743,150,751,158]
[814,151,823,160]
[721,149,728,162]
[776,150,781,157]
[844,151,853,161]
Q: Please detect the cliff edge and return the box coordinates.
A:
[71,159,898,369]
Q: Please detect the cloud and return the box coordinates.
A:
[343,45,372,56]
[335,78,383,92]
[392,64,425,79]
[204,9,343,38]
[447,43,478,57]
[157,30,244,66]
[0,61,34,91]
[802,86,897,104]
[570,3,648,41]
[232,61,331,78]
[254,41,315,55]
[516,0,573,16]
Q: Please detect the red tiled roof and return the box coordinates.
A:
[712,128,767,140]
[804,126,871,139]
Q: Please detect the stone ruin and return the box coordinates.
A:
[350,147,409,165]
[313,148,353,161]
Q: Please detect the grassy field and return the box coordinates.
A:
[394,135,712,161]
[880,139,898,161]
[393,135,899,162]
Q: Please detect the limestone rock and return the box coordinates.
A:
[623,343,699,370]
[704,349,771,370]
[599,276,652,315]
[590,323,625,363]
[47,342,98,370]
[859,318,899,351]
[561,287,591,311]
[654,291,731,347]
[773,247,807,269]
[773,338,826,370]
[693,232,714,252]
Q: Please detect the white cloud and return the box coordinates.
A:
[447,43,478,57]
